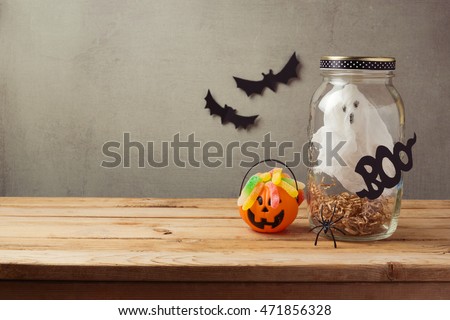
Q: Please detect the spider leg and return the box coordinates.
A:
[330,203,337,221]
[314,227,324,246]
[320,205,325,223]
[332,226,346,235]
[332,215,345,224]
[329,227,338,248]
[314,205,324,224]
[309,225,322,232]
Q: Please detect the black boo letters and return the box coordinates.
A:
[355,133,416,200]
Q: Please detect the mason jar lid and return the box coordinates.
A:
[320,56,395,70]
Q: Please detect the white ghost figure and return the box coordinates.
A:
[312,84,395,194]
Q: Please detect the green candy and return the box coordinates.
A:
[243,175,263,196]
[238,174,263,206]
[281,177,296,188]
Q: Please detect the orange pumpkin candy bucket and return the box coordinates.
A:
[237,159,305,233]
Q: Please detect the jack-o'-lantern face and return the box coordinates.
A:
[239,184,303,233]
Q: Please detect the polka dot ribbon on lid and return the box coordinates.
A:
[320,56,395,70]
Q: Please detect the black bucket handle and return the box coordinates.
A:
[239,159,299,196]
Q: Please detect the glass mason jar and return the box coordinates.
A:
[307,56,405,241]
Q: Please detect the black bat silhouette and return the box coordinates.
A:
[204,90,258,129]
[233,52,299,97]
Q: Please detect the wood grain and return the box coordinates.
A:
[1,281,449,300]
[0,198,449,299]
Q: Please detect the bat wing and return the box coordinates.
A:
[273,52,299,85]
[233,76,267,97]
[205,90,226,121]
[224,105,258,129]
[204,90,258,129]
[233,52,299,96]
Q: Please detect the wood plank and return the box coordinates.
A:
[1,197,448,209]
[0,250,449,282]
[0,217,450,240]
[1,238,448,254]
[0,215,448,240]
[400,200,450,209]
[0,198,449,287]
[0,281,449,299]
[0,197,235,208]
[0,207,243,218]
[0,207,449,219]
[0,204,449,219]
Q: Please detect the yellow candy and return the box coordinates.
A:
[279,180,298,198]
[242,182,265,210]
[281,177,296,188]
[259,172,272,182]
[281,177,305,190]
[237,195,246,206]
[272,168,282,185]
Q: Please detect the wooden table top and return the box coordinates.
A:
[0,198,449,299]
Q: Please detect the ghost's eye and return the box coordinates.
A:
[354,100,359,108]
[342,105,347,112]
[350,113,354,124]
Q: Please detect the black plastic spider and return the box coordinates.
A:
[310,204,346,248]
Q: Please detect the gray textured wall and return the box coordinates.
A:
[0,0,449,199]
